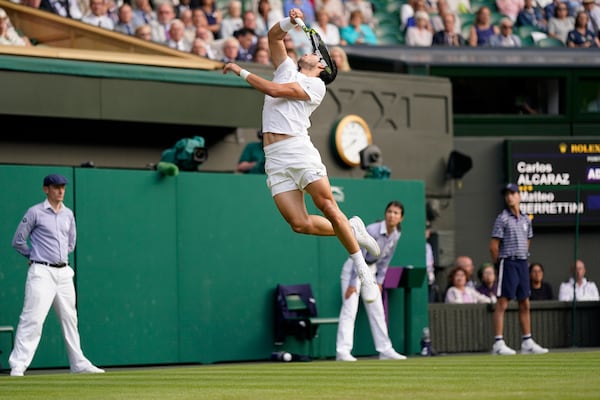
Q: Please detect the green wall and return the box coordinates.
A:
[0,165,426,369]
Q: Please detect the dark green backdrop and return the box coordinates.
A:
[0,165,427,369]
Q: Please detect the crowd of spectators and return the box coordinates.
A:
[4,0,599,64]
[2,0,377,66]
[401,0,600,47]
[433,255,599,304]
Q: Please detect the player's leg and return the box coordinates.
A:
[305,177,379,303]
[272,189,337,236]
[303,177,360,254]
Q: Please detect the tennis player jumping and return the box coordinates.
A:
[222,8,380,302]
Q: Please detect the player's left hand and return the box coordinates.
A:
[289,8,303,22]
[223,62,241,75]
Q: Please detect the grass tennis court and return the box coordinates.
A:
[3,349,599,400]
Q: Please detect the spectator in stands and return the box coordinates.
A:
[151,2,176,44]
[432,12,466,45]
[313,7,341,45]
[105,0,119,25]
[469,6,500,46]
[476,262,498,302]
[547,2,574,44]
[566,10,600,46]
[131,0,156,27]
[315,0,345,27]
[336,200,407,361]
[401,0,418,32]
[220,36,240,62]
[582,0,600,37]
[190,37,212,57]
[256,34,269,50]
[256,0,284,37]
[496,0,525,22]
[234,27,257,61]
[134,23,152,40]
[406,10,433,46]
[340,9,378,45]
[191,8,214,42]
[179,9,197,43]
[114,3,138,35]
[344,0,376,29]
[327,47,350,73]
[488,17,522,46]
[529,262,554,300]
[220,0,244,39]
[516,0,548,32]
[82,0,115,30]
[200,0,223,40]
[37,0,84,19]
[0,8,31,46]
[236,129,266,174]
[558,259,600,301]
[240,10,260,46]
[447,0,472,14]
[404,0,431,32]
[445,265,494,303]
[284,0,316,25]
[175,0,192,19]
[252,46,271,64]
[551,0,580,18]
[431,0,462,34]
[167,19,192,51]
[455,255,477,288]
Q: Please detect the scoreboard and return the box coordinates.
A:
[506,140,600,226]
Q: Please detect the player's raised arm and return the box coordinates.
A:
[269,9,304,68]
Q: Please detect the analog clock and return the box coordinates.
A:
[331,115,373,167]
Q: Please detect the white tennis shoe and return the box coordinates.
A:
[356,263,379,303]
[521,339,549,354]
[349,216,380,258]
[492,339,516,355]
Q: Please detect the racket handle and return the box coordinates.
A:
[294,18,306,30]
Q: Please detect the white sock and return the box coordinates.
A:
[350,251,366,268]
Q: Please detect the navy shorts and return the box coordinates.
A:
[497,258,530,300]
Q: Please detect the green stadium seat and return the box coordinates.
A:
[461,23,473,42]
[517,25,545,47]
[536,37,565,47]
[517,25,539,38]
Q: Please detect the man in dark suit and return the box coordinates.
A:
[432,13,465,46]
[38,0,83,19]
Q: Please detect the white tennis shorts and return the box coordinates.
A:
[264,135,327,196]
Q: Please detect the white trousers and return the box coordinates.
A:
[9,264,95,372]
[336,259,393,354]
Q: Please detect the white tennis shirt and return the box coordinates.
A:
[262,57,326,137]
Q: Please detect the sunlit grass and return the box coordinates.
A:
[2,350,599,399]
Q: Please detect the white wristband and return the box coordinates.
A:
[240,69,250,81]
[279,17,294,32]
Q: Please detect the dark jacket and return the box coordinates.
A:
[432,30,466,46]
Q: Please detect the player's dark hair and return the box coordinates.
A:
[320,58,337,85]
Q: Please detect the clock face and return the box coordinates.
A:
[331,115,372,167]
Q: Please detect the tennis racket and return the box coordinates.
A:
[294,18,337,80]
